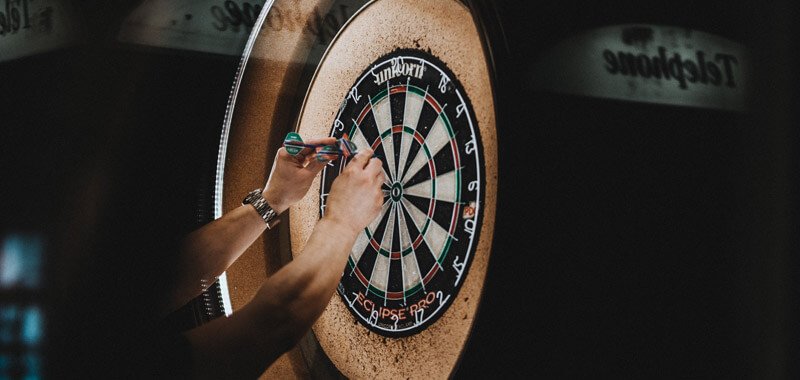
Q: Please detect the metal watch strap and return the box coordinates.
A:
[242,189,278,228]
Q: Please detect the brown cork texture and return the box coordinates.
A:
[290,0,498,378]
[222,0,335,378]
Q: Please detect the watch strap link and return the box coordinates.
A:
[243,189,278,228]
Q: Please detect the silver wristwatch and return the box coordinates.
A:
[242,188,278,228]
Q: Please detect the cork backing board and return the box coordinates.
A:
[290,0,498,378]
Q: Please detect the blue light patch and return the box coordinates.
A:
[0,234,44,289]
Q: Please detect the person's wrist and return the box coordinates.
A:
[261,188,288,215]
[320,214,361,238]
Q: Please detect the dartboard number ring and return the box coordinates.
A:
[319,49,485,337]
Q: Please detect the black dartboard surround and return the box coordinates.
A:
[319,49,485,337]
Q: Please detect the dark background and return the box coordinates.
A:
[459,1,798,378]
[1,0,798,378]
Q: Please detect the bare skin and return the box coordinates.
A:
[166,137,337,313]
[179,144,384,379]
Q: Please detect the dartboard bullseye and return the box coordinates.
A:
[319,49,484,336]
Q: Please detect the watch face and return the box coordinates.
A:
[320,49,485,337]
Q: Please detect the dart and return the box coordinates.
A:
[283,132,382,162]
[283,132,328,155]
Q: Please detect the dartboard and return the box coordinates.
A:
[319,49,484,336]
[221,0,498,377]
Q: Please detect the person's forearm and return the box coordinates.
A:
[254,218,357,331]
[167,205,268,313]
[183,217,358,379]
[183,147,381,377]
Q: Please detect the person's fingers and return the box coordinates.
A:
[303,155,330,174]
[366,157,383,178]
[348,148,373,170]
[276,147,308,168]
[276,147,290,158]
[302,136,337,146]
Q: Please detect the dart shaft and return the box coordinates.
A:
[316,151,384,158]
[283,141,328,149]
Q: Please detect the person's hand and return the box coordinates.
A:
[262,136,337,214]
[323,148,384,235]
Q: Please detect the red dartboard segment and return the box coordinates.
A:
[356,103,372,125]
[389,85,406,95]
[353,267,369,288]
[386,290,404,300]
[425,94,442,113]
[368,239,381,252]
[412,130,425,145]
[422,263,440,285]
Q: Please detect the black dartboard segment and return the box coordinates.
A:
[320,49,485,337]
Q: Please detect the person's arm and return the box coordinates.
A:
[183,150,384,379]
[165,137,337,313]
